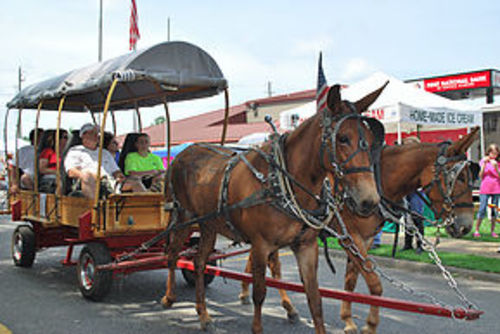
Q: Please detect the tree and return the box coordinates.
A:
[153,116,166,126]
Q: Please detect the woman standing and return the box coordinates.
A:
[473,143,500,238]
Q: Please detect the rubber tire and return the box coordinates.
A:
[11,225,36,267]
[77,243,113,301]
[181,259,217,287]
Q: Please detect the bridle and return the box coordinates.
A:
[418,141,476,226]
[319,102,385,214]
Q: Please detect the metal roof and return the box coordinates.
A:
[7,41,227,112]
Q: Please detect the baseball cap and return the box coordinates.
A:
[79,123,98,137]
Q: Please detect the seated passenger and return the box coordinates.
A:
[39,129,68,192]
[103,131,120,165]
[124,133,165,192]
[9,128,44,193]
[64,123,142,199]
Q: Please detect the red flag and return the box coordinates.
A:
[129,0,140,50]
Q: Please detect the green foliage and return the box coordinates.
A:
[153,116,166,125]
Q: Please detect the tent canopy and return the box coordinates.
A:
[280,72,482,133]
[7,41,227,112]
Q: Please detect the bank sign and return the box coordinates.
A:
[424,71,491,92]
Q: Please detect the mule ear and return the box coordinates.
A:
[325,84,342,113]
[354,81,389,113]
[447,126,480,155]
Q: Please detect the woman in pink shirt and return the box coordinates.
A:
[473,143,500,238]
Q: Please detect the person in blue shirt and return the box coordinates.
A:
[402,190,426,254]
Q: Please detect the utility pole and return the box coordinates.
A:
[167,17,171,41]
[18,66,24,92]
[267,81,273,97]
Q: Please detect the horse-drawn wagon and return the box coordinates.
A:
[5,41,229,300]
[4,42,482,333]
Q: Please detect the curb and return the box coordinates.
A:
[327,249,500,284]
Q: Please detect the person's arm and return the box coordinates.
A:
[490,159,500,176]
[64,149,83,179]
[128,169,158,177]
[39,158,56,175]
[478,159,487,179]
[8,165,19,194]
[112,170,126,183]
[67,167,84,179]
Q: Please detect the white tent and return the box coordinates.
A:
[237,132,270,146]
[280,72,484,154]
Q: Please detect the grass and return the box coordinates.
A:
[425,219,500,243]
[319,238,500,274]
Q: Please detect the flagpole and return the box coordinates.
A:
[98,0,103,62]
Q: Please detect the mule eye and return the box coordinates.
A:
[338,135,350,144]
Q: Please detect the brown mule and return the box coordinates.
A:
[241,128,479,334]
[161,84,387,334]
[340,128,478,334]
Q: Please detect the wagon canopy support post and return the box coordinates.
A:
[4,108,11,192]
[33,101,44,193]
[93,78,119,210]
[220,88,230,145]
[134,104,142,132]
[162,99,171,168]
[15,108,22,189]
[110,110,117,136]
[55,96,66,200]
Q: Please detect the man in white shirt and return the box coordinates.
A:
[65,123,127,199]
[9,128,43,193]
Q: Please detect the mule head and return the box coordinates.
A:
[423,127,480,238]
[321,82,388,216]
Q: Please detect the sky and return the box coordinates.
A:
[1,0,499,148]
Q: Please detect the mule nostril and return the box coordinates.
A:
[360,200,375,214]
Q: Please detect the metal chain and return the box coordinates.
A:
[398,218,478,310]
[324,196,478,318]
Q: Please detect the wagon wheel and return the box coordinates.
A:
[181,236,217,287]
[77,243,113,301]
[11,225,36,267]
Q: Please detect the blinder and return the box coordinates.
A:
[364,117,385,154]
[328,114,385,176]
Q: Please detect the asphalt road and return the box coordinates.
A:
[0,216,497,334]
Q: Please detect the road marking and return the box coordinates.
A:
[0,323,12,334]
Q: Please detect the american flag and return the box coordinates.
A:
[316,52,329,113]
[129,0,140,50]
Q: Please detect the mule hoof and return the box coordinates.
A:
[160,296,175,309]
[239,295,251,305]
[287,311,300,324]
[361,325,376,334]
[344,325,358,334]
[201,320,216,333]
